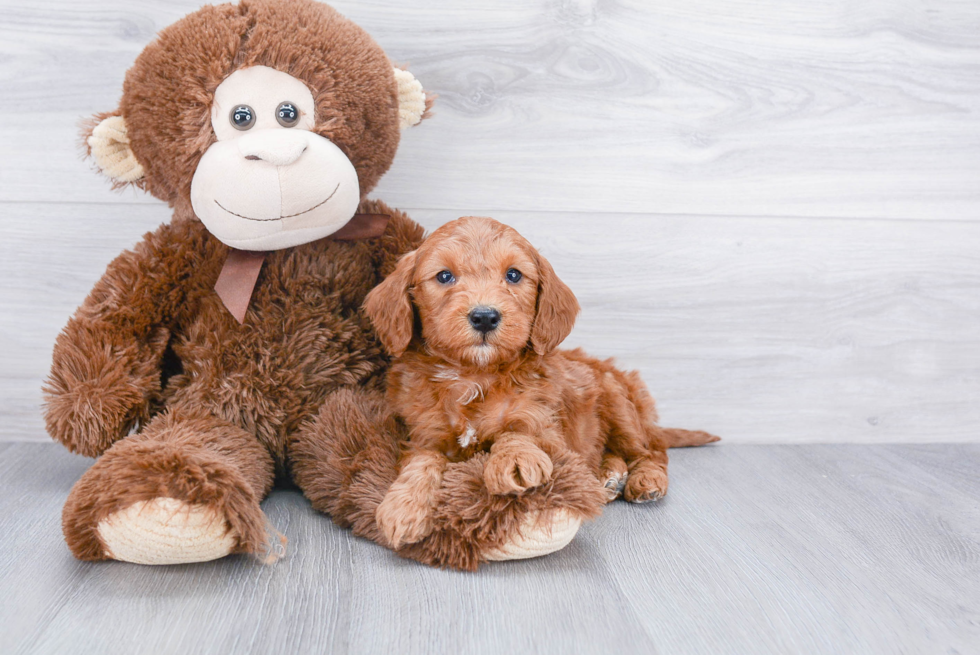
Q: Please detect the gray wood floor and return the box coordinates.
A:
[1,442,977,655]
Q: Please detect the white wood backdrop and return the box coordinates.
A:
[1,0,978,443]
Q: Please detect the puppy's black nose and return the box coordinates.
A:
[468,307,501,334]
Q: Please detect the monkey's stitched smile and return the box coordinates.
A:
[213,183,340,222]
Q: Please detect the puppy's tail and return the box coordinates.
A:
[662,428,721,448]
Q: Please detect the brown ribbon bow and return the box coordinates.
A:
[214,213,390,324]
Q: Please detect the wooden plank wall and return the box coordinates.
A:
[1,0,978,443]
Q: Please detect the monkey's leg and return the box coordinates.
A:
[290,388,605,571]
[62,407,281,565]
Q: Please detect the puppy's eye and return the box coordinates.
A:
[230,105,255,130]
[506,268,523,284]
[436,270,455,284]
[276,101,299,127]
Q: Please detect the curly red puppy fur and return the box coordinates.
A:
[364,216,718,548]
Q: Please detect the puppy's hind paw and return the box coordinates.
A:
[599,453,629,502]
[624,461,669,504]
[602,470,628,502]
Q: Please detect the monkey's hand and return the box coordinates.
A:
[44,321,171,457]
[43,220,210,457]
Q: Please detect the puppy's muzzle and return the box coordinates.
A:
[468,306,501,334]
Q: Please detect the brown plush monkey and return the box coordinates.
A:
[44,0,605,570]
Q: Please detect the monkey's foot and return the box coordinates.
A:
[62,427,283,565]
[97,498,238,565]
[483,509,582,561]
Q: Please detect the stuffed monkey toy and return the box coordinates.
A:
[44,0,605,570]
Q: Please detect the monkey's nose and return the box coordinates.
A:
[237,129,309,166]
[468,307,501,334]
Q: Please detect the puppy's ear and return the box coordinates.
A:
[364,250,417,357]
[530,252,580,355]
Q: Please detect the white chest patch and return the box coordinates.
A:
[431,365,460,382]
[458,424,477,448]
[431,365,483,405]
[457,382,483,406]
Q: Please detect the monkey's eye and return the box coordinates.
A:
[230,105,255,130]
[436,270,455,284]
[506,268,523,284]
[276,102,299,128]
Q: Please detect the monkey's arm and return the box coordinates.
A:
[43,218,219,457]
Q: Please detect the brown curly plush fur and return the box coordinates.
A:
[45,0,601,570]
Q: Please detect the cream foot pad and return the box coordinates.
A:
[97,497,236,565]
[483,509,582,561]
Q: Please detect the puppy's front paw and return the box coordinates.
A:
[376,491,434,549]
[484,444,554,495]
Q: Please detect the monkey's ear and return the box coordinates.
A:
[530,252,580,356]
[393,68,434,130]
[84,114,145,183]
[364,250,418,357]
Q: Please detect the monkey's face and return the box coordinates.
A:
[82,0,430,252]
[190,66,361,250]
